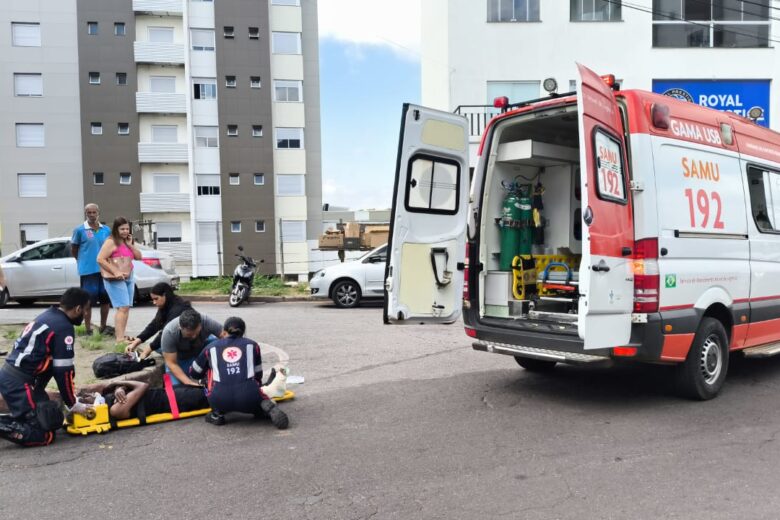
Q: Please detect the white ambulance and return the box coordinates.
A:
[383,64,780,400]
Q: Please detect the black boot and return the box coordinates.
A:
[205,411,226,426]
[0,417,31,445]
[260,399,288,430]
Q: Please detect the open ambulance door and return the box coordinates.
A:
[576,64,635,349]
[383,104,470,325]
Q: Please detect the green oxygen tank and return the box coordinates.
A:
[499,190,522,271]
[517,185,534,256]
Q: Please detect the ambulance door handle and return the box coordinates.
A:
[621,247,632,257]
[660,248,668,256]
[592,260,610,273]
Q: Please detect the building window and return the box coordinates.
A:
[118,122,130,135]
[116,72,128,86]
[91,122,103,135]
[150,76,176,93]
[153,174,180,193]
[487,0,540,22]
[225,75,237,88]
[231,221,242,233]
[274,80,302,102]
[252,125,263,137]
[194,126,219,147]
[14,74,43,97]
[18,174,47,197]
[89,72,101,85]
[254,173,265,185]
[227,124,238,136]
[248,27,260,39]
[224,26,234,38]
[193,78,217,99]
[486,80,540,104]
[87,21,98,35]
[275,127,304,149]
[12,23,41,47]
[156,222,183,243]
[571,0,621,21]
[191,29,215,51]
[93,172,104,185]
[276,174,305,196]
[280,220,306,242]
[119,172,132,185]
[114,22,126,36]
[250,76,261,88]
[148,26,174,43]
[255,220,266,232]
[272,0,300,5]
[272,32,301,54]
[652,0,769,48]
[229,173,240,185]
[197,174,221,196]
[152,125,178,143]
[16,123,44,147]
[19,224,48,246]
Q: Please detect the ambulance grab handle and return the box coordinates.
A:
[592,261,610,273]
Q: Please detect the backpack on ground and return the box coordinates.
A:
[92,353,155,379]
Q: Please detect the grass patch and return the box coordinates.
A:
[3,328,20,341]
[179,275,309,297]
[75,325,117,352]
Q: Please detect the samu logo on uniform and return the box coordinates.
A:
[665,274,677,289]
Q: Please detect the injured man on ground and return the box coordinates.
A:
[76,380,208,421]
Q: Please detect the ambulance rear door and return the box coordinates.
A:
[384,104,470,324]
[576,64,635,349]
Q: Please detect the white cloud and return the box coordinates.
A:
[318,0,421,60]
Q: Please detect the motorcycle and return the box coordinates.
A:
[229,246,259,307]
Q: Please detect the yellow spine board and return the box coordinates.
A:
[66,389,295,436]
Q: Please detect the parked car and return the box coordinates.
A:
[0,237,179,307]
[309,245,387,308]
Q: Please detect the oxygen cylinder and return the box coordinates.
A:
[499,191,522,271]
[518,185,534,256]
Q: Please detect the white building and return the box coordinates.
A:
[422,0,780,162]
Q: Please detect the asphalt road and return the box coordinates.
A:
[2,301,780,519]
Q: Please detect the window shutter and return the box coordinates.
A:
[18,174,47,197]
[13,24,41,46]
[281,220,306,242]
[16,124,45,147]
[14,74,42,96]
[153,175,181,193]
[276,175,305,196]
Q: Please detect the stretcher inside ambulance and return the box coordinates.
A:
[384,63,780,400]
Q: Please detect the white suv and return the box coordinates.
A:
[309,245,387,308]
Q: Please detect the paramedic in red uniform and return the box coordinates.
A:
[189,317,289,429]
[0,288,90,446]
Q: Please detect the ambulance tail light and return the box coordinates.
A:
[651,103,670,130]
[633,238,659,313]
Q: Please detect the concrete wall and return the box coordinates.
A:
[0,0,84,254]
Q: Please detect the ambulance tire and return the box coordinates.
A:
[675,317,729,401]
[0,289,8,308]
[514,356,557,373]
[16,298,36,307]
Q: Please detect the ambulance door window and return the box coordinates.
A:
[593,130,627,204]
[405,154,460,215]
[746,166,780,232]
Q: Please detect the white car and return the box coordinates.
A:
[309,245,387,308]
[0,237,179,307]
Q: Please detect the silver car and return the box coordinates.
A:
[0,237,179,307]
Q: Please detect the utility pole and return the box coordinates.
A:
[279,217,285,279]
[216,221,223,277]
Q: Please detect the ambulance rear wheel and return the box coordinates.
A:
[675,317,729,401]
[514,356,557,372]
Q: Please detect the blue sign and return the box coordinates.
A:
[652,79,770,127]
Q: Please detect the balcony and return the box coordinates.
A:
[134,42,185,65]
[138,143,188,163]
[132,0,183,15]
[136,92,186,114]
[140,193,191,213]
[453,105,501,140]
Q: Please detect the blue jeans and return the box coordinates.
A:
[166,335,218,386]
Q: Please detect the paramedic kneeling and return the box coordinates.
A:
[189,317,288,429]
[0,288,90,446]
[160,309,223,386]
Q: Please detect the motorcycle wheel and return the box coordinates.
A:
[229,286,246,307]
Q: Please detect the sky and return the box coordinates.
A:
[317,0,421,211]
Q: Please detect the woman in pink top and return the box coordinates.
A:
[97,217,142,342]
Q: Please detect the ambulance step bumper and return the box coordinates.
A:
[473,340,613,366]
[742,342,780,359]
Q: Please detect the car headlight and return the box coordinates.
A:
[313,269,325,278]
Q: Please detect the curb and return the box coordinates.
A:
[179,294,316,303]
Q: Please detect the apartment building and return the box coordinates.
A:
[422,0,780,162]
[2,0,322,279]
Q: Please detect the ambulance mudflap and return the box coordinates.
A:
[383,104,470,324]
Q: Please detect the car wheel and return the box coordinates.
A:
[0,289,8,309]
[675,317,729,401]
[332,280,361,308]
[514,356,557,372]
[16,298,36,307]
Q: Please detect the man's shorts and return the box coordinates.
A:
[80,273,108,306]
